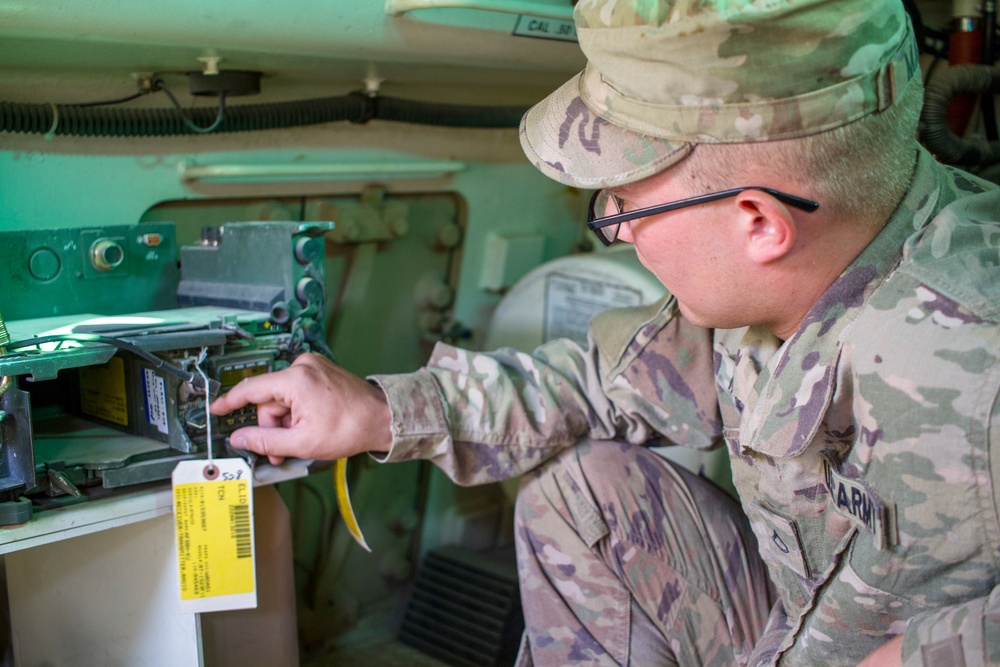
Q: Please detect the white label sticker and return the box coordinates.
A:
[544,273,643,347]
[512,15,577,42]
[143,368,169,434]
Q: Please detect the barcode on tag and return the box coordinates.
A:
[231,504,252,559]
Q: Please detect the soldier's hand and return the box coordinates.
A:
[209,353,392,465]
[856,634,902,667]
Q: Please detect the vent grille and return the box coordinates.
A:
[399,546,523,667]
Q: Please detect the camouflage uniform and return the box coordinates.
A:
[371,147,1000,665]
[370,0,997,664]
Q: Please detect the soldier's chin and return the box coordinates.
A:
[675,301,736,331]
[675,301,710,328]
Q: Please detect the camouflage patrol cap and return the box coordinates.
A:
[520,0,921,189]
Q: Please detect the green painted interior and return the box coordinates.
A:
[0,0,602,657]
[0,120,589,662]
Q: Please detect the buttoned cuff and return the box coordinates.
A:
[366,370,451,464]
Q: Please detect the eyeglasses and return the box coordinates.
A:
[587,187,820,246]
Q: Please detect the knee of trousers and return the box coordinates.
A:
[513,441,773,667]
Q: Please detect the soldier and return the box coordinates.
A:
[212,0,1000,665]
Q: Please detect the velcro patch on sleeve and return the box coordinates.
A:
[822,452,897,550]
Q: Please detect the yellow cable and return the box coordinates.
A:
[334,458,370,552]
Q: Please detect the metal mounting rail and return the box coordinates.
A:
[386,0,574,21]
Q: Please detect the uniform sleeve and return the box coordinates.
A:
[900,591,1000,666]
[900,381,1000,667]
[368,300,722,486]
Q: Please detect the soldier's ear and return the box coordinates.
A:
[735,189,797,265]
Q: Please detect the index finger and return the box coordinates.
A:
[210,373,285,415]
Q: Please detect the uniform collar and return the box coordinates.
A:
[735,147,946,458]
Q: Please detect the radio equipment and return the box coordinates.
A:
[0,221,333,524]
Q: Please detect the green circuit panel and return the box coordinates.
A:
[0,223,179,321]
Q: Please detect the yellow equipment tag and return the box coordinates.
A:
[172,458,257,613]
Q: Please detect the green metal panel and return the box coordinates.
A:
[0,223,179,321]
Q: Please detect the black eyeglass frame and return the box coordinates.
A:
[586,187,820,247]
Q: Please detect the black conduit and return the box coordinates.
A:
[982,1,998,141]
[921,64,1000,166]
[0,92,528,137]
